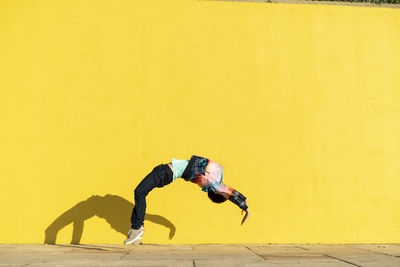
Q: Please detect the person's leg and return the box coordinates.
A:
[130,164,173,229]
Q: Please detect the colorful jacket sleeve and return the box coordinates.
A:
[228,188,248,211]
[210,183,248,211]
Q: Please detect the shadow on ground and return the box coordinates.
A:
[44,194,175,244]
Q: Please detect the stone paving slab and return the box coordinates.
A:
[296,244,375,255]
[332,254,400,267]
[246,244,320,256]
[351,244,400,257]
[263,256,352,266]
[295,244,400,267]
[28,259,195,267]
[1,244,400,266]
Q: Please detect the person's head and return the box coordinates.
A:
[208,191,227,204]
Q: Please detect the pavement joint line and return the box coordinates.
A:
[80,244,124,249]
[119,250,131,260]
[54,244,108,251]
[191,244,196,266]
[295,245,309,250]
[348,245,400,259]
[323,254,362,267]
[243,245,268,261]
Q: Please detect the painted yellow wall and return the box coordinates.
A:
[1,0,399,244]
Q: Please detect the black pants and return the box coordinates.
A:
[130,164,173,229]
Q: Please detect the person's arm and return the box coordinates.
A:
[241,200,250,225]
[213,183,250,225]
[228,187,248,210]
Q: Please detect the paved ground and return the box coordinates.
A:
[1,244,400,266]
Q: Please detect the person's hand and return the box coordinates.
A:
[241,208,250,225]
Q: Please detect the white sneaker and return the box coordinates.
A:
[124,226,144,245]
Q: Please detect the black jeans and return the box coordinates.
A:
[130,164,173,229]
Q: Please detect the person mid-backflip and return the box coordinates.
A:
[124,155,250,245]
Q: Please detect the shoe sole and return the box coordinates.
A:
[124,231,144,245]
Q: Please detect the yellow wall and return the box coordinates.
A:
[1,0,400,244]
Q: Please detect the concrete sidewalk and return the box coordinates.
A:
[1,244,400,266]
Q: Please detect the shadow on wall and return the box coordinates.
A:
[44,194,175,244]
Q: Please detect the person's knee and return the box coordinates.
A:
[134,187,147,198]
